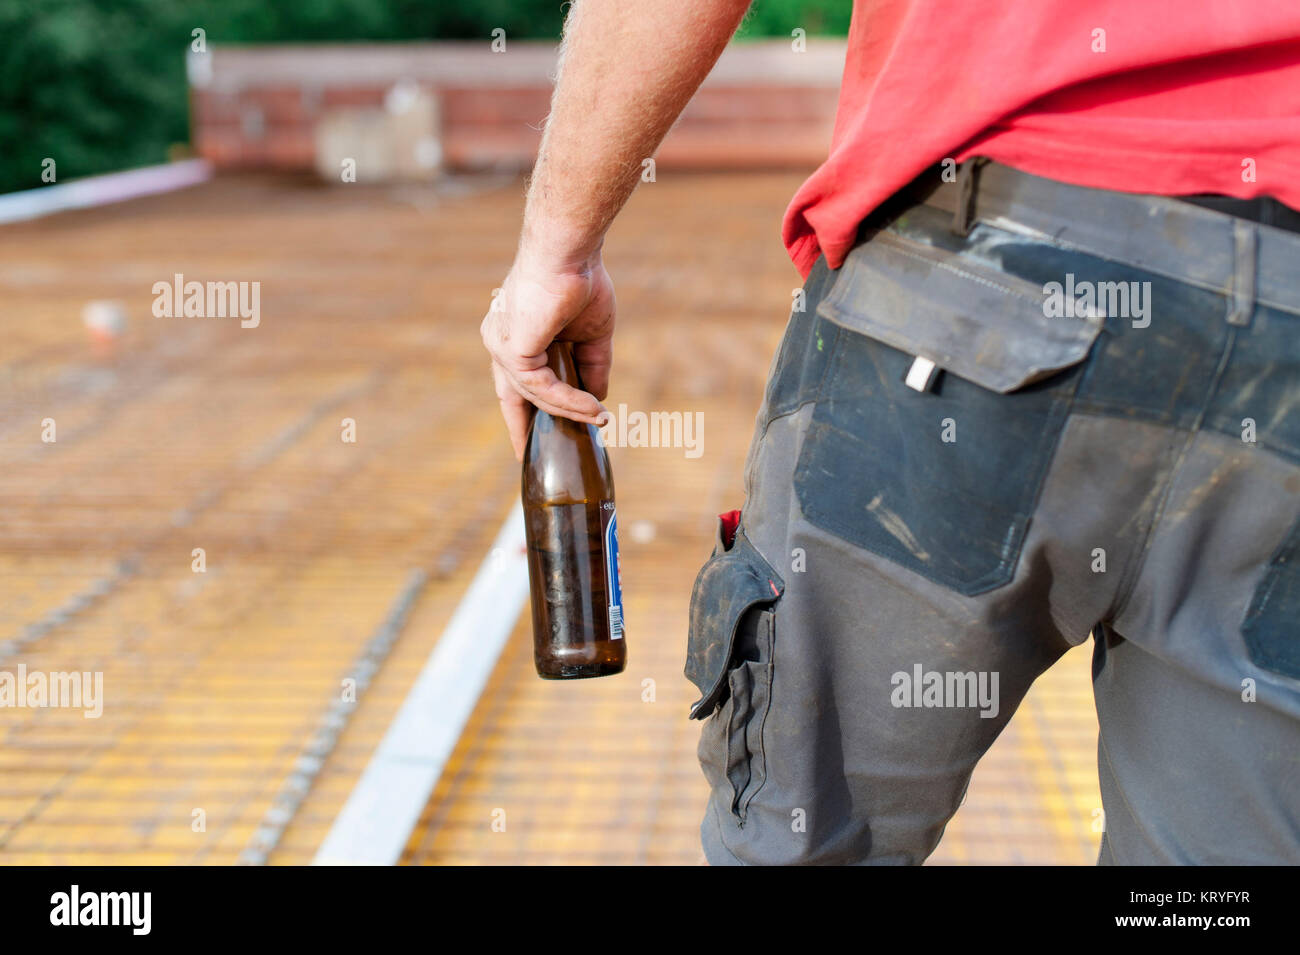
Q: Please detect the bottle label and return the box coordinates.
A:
[600,500,624,640]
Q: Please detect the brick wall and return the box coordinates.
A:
[189,41,846,174]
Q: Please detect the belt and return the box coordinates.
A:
[887,159,1300,320]
[1179,193,1300,232]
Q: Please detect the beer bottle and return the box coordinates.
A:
[522,341,626,679]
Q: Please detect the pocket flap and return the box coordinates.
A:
[815,226,1102,393]
[686,528,783,720]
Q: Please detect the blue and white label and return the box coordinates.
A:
[601,501,624,640]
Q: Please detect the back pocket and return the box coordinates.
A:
[796,215,1102,596]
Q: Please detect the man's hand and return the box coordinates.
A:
[481,0,752,456]
[480,249,615,460]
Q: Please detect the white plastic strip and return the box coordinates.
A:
[313,502,530,866]
[0,159,212,225]
[904,355,939,392]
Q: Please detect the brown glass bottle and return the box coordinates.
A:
[522,342,626,679]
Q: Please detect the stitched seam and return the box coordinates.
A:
[1110,327,1241,621]
[745,337,836,499]
[1068,398,1300,468]
[725,670,750,819]
[743,666,772,816]
[1107,438,1195,621]
[982,220,1300,320]
[876,224,1048,301]
[746,317,836,497]
[708,799,750,865]
[1202,414,1300,468]
[874,240,1042,302]
[1251,294,1300,318]
[973,211,1240,298]
[740,617,776,818]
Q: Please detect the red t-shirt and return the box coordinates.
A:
[784,1,1300,278]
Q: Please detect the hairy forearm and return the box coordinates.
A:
[520,0,752,270]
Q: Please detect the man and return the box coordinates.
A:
[481,1,1300,865]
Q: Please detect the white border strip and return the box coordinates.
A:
[0,159,212,225]
[313,502,530,866]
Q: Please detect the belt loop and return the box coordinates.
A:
[1227,219,1257,327]
[951,157,987,237]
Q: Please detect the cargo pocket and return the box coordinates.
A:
[1242,514,1300,680]
[686,516,783,823]
[722,610,774,822]
[797,215,1103,596]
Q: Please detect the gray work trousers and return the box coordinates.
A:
[687,162,1300,865]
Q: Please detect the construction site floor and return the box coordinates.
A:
[0,171,1102,865]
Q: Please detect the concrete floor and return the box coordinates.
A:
[0,171,1101,865]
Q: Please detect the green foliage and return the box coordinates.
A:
[738,0,853,39]
[0,1,850,195]
[0,0,189,194]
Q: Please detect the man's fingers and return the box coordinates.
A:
[501,397,533,462]
[572,338,612,402]
[509,363,606,423]
[491,359,607,460]
[492,364,534,461]
[482,261,616,456]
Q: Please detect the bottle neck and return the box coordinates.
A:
[546,341,585,390]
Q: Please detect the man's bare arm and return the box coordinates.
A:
[481,0,752,459]
[523,0,753,268]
